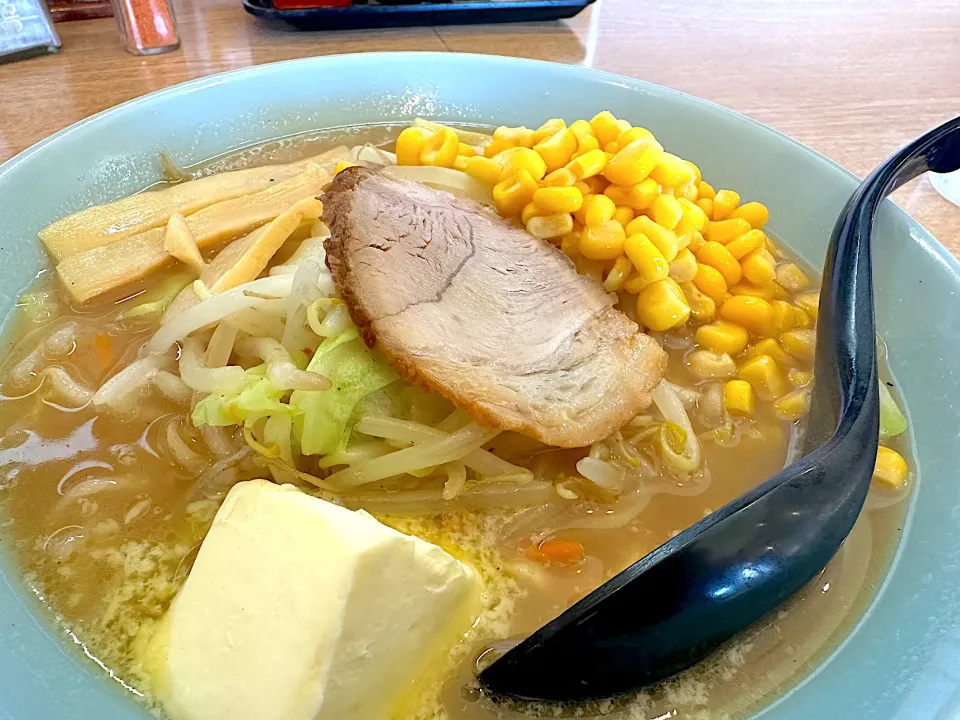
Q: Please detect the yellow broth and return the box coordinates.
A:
[0,127,911,719]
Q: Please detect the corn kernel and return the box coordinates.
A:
[648,152,697,187]
[780,329,816,364]
[590,111,622,145]
[603,256,634,292]
[560,231,580,259]
[688,230,705,253]
[615,127,656,151]
[535,128,578,173]
[874,446,908,489]
[576,257,607,283]
[493,125,536,148]
[697,197,715,220]
[626,216,680,262]
[679,181,699,202]
[625,233,670,283]
[396,126,430,166]
[682,282,717,321]
[333,161,355,175]
[741,248,777,286]
[574,181,592,196]
[521,201,547,225]
[774,388,811,421]
[569,119,594,142]
[696,321,750,355]
[676,198,708,233]
[696,242,742,287]
[772,299,798,334]
[788,368,813,387]
[731,201,769,229]
[746,338,796,370]
[703,218,752,245]
[533,119,567,145]
[720,295,775,337]
[566,148,609,180]
[687,350,738,379]
[729,281,784,301]
[534,186,584,214]
[604,178,660,211]
[580,220,626,260]
[776,262,810,293]
[669,248,699,283]
[603,139,664,186]
[724,380,755,415]
[572,135,601,158]
[738,355,786,400]
[652,194,684,230]
[698,181,717,200]
[793,307,814,329]
[582,193,617,227]
[613,206,634,227]
[457,143,476,157]
[527,213,575,239]
[726,229,767,260]
[463,156,503,185]
[686,161,702,185]
[624,274,650,294]
[765,235,781,257]
[636,278,691,331]
[484,139,515,158]
[693,263,728,304]
[795,292,820,321]
[542,168,577,187]
[582,175,609,194]
[497,147,548,181]
[616,118,632,133]
[420,128,459,168]
[493,169,539,217]
[712,189,741,221]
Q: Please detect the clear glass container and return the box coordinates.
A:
[110,0,179,56]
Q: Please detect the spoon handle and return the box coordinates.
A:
[808,115,960,451]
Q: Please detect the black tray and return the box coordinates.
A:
[243,0,596,31]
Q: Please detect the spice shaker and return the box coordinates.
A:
[110,0,179,55]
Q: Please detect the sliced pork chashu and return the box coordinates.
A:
[322,167,666,448]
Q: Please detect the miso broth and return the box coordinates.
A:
[0,124,912,720]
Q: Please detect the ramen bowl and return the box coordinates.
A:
[0,53,957,720]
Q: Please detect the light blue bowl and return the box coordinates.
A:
[0,53,957,720]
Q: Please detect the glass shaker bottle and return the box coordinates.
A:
[111,0,179,55]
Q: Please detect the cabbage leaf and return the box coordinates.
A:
[192,365,296,428]
[879,381,907,439]
[191,322,398,457]
[291,328,399,456]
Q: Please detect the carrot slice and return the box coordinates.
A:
[528,537,585,565]
[94,332,113,370]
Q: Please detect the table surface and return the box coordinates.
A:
[1,0,958,252]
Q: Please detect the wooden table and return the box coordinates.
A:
[1,0,958,250]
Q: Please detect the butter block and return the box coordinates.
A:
[146,479,481,720]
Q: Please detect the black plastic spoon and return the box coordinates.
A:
[480,115,960,702]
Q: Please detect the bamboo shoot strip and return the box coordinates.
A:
[56,165,334,303]
[40,146,350,261]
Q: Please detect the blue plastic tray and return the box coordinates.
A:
[243,0,596,30]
